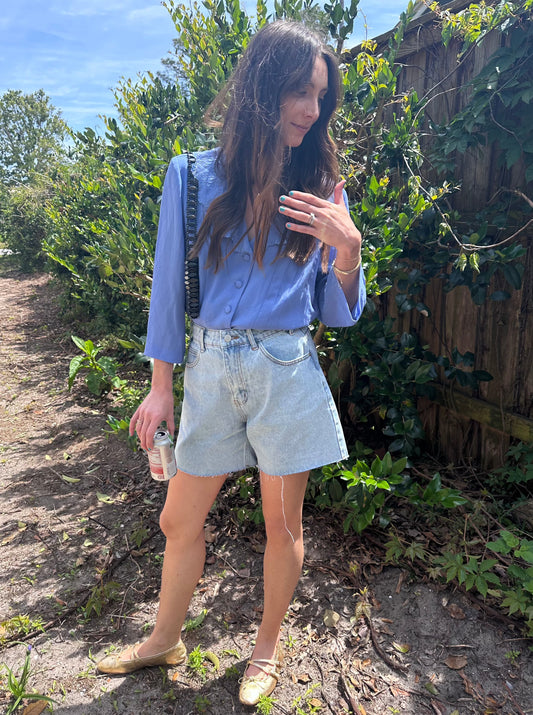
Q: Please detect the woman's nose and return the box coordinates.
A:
[305,97,320,120]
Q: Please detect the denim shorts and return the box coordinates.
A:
[175,324,348,477]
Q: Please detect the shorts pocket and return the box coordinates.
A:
[257,330,311,366]
[185,341,201,368]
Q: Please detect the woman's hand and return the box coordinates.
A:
[129,360,175,451]
[279,181,362,262]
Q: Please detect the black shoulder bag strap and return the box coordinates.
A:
[184,152,200,319]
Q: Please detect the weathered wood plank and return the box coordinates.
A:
[429,384,533,442]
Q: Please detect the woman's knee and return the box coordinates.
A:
[159,471,226,542]
[159,508,181,540]
[263,512,303,545]
[159,507,203,543]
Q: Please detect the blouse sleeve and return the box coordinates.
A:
[144,156,187,364]
[314,189,367,327]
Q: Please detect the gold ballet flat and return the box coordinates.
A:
[96,640,187,674]
[239,643,283,706]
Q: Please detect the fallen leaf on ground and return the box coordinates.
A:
[352,658,372,670]
[96,492,115,504]
[348,674,361,689]
[294,672,311,683]
[309,698,323,709]
[1,531,19,546]
[236,568,250,578]
[446,603,465,619]
[378,623,394,635]
[444,655,468,670]
[390,684,410,697]
[459,671,478,697]
[204,650,219,670]
[392,641,410,653]
[424,681,439,695]
[22,701,49,715]
[204,525,217,543]
[323,609,340,628]
[367,678,379,692]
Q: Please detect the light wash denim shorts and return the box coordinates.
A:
[175,324,348,477]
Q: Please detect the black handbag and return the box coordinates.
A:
[184,152,200,319]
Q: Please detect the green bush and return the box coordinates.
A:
[0,180,51,271]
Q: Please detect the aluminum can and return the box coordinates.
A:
[147,429,178,481]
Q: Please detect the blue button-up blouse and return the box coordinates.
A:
[145,149,366,364]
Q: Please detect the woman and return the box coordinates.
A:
[96,19,365,706]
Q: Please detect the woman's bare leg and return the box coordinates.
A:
[130,470,227,658]
[245,470,309,675]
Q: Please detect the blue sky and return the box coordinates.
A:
[0,0,409,134]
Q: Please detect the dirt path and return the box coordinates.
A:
[1,266,532,715]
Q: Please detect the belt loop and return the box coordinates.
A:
[246,329,258,350]
[198,325,205,352]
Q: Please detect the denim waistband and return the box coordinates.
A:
[191,323,306,351]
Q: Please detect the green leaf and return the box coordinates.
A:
[96,492,115,504]
[503,263,522,290]
[71,335,88,353]
[68,355,85,389]
[475,575,488,598]
[381,452,393,474]
[490,290,510,301]
[371,456,383,478]
[328,478,344,503]
[398,212,409,230]
[501,530,520,548]
[86,371,105,395]
[61,475,81,484]
[515,542,533,564]
[391,456,407,475]
[97,356,118,377]
[185,608,207,631]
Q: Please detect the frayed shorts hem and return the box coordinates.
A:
[174,452,348,479]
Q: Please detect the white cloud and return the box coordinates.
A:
[128,5,169,24]
[57,0,130,17]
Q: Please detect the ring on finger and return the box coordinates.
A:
[308,212,316,227]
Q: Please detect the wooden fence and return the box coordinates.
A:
[347,1,533,468]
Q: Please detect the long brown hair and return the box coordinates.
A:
[190,20,341,271]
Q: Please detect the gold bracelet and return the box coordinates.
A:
[332,255,361,275]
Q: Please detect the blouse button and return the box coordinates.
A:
[234,280,243,289]
[242,253,251,262]
[224,305,232,314]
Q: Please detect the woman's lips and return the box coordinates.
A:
[292,123,309,134]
